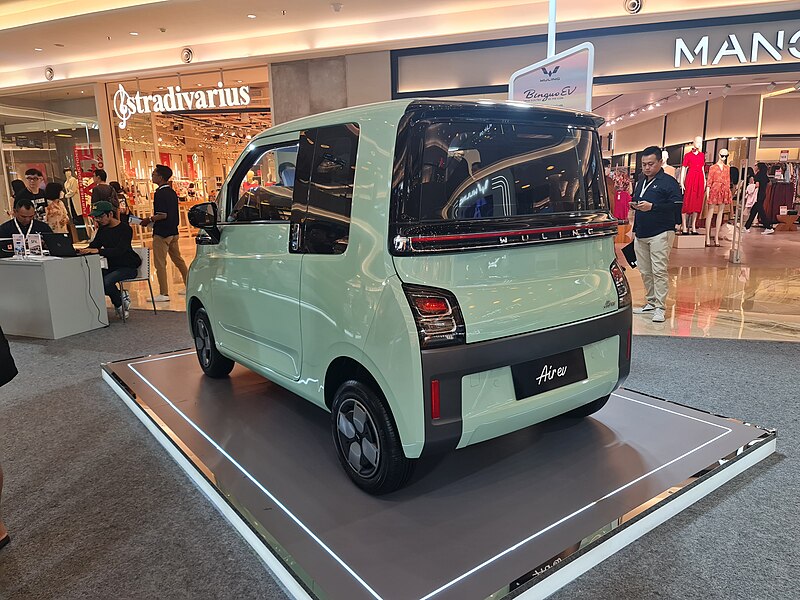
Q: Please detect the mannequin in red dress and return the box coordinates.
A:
[704,149,732,246]
[679,136,706,235]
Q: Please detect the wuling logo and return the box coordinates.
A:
[541,66,560,78]
[113,83,251,129]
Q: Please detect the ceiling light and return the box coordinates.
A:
[196,83,202,87]
[129,31,139,36]
[158,86,165,90]
[655,102,662,107]
[34,47,43,51]
[53,128,59,132]
[722,84,731,98]
[794,81,800,91]
[675,88,682,99]
[688,86,698,96]
[629,111,636,117]
[80,90,84,94]
[765,82,776,92]
[236,79,243,83]
[647,104,654,110]
[247,13,256,18]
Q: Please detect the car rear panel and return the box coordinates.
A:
[392,236,619,343]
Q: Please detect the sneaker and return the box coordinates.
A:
[744,228,751,233]
[651,308,666,323]
[762,228,774,235]
[153,294,171,302]
[122,291,131,311]
[178,288,186,296]
[115,306,130,320]
[633,303,656,314]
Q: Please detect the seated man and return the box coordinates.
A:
[78,201,141,319]
[0,198,53,238]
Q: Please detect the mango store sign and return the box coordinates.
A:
[508,42,594,112]
[113,83,251,129]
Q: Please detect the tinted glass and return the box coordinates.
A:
[302,124,359,254]
[417,123,606,222]
[227,142,299,222]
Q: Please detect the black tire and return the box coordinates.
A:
[331,380,415,495]
[192,308,234,378]
[563,394,610,419]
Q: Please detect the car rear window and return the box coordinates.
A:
[417,122,606,222]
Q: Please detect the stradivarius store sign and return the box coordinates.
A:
[113,83,251,129]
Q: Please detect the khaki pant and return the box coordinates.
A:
[635,230,675,310]
[152,234,188,296]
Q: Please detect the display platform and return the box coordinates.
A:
[102,350,776,600]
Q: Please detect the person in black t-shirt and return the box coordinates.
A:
[0,198,53,238]
[78,201,141,319]
[140,164,188,302]
[16,168,47,220]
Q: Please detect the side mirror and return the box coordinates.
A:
[189,202,220,244]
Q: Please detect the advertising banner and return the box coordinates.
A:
[508,42,595,112]
[72,144,104,216]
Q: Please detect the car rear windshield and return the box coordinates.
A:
[416,122,606,222]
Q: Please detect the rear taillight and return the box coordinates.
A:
[610,259,631,308]
[403,284,466,349]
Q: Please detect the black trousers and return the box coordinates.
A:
[744,198,772,229]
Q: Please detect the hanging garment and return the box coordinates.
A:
[765,181,794,221]
[614,189,631,220]
[681,150,706,213]
[706,163,732,205]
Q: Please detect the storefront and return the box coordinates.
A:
[0,85,103,217]
[104,65,270,210]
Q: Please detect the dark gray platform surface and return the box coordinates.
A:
[105,351,769,600]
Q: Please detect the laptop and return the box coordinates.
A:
[0,238,12,258]
[42,232,79,257]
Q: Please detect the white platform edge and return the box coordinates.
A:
[101,369,314,600]
[517,435,777,600]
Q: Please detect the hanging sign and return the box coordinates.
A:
[113,83,251,130]
[73,144,103,216]
[780,150,789,162]
[508,42,594,112]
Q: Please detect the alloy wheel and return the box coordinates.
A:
[336,398,381,478]
[194,318,212,368]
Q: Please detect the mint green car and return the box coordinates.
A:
[187,99,632,494]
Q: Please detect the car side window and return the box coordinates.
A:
[227,142,299,223]
[301,124,359,254]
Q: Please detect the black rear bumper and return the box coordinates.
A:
[419,306,632,456]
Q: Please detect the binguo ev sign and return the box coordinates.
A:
[675,29,800,68]
[113,83,251,129]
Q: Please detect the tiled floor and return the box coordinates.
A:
[623,227,800,341]
[122,227,800,342]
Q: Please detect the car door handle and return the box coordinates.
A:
[290,223,302,251]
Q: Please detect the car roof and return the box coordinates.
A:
[253,98,603,142]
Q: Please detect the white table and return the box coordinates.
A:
[0,254,109,339]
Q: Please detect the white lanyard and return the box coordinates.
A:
[638,177,657,199]
[157,184,170,190]
[14,219,33,239]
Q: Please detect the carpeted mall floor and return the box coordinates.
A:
[0,311,797,600]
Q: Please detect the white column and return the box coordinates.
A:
[94,82,119,182]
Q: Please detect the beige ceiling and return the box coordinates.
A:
[0,0,794,92]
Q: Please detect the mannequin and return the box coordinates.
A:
[679,136,706,235]
[63,168,80,218]
[662,151,676,177]
[704,149,732,247]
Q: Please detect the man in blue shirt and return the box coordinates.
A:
[631,146,683,323]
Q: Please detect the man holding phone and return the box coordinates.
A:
[140,164,188,302]
[631,146,683,323]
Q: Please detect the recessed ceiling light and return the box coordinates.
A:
[236,80,243,83]
[129,31,139,36]
[247,13,256,18]
[80,90,84,94]
[196,83,202,87]
[766,82,777,92]
[34,47,43,51]
[158,86,165,90]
